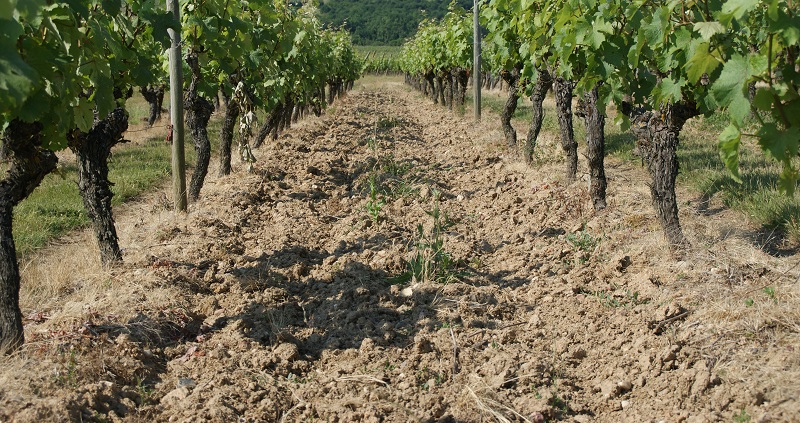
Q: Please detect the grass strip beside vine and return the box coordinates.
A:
[13,112,217,257]
[472,88,800,245]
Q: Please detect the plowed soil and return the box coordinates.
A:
[2,77,799,423]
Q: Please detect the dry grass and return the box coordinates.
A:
[466,385,533,423]
[13,184,194,378]
[19,231,101,312]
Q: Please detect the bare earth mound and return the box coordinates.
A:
[1,77,798,423]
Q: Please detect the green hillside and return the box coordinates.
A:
[318,0,472,45]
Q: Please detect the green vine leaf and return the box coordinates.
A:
[718,124,743,183]
[693,21,725,41]
[711,55,753,125]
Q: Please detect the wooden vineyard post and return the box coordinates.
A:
[167,0,188,211]
[473,0,481,122]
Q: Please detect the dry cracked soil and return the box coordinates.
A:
[1,77,799,423]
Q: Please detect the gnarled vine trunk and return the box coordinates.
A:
[283,98,294,131]
[186,98,213,201]
[184,53,214,201]
[276,100,287,135]
[524,70,552,164]
[327,80,344,104]
[553,77,577,181]
[253,106,282,149]
[578,86,607,210]
[213,92,221,110]
[424,72,436,103]
[629,101,698,247]
[0,120,58,353]
[186,100,213,201]
[219,89,240,177]
[271,119,279,141]
[500,67,521,150]
[140,85,165,127]
[436,74,445,106]
[456,69,469,108]
[446,71,454,111]
[291,103,301,124]
[69,107,128,266]
[314,86,325,116]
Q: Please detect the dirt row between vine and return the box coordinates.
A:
[1,78,799,422]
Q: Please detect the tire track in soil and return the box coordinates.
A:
[6,80,798,423]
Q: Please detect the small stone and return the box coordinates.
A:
[360,338,376,352]
[420,186,430,199]
[209,346,228,359]
[466,319,486,329]
[400,287,414,297]
[274,342,299,362]
[160,386,190,406]
[752,390,766,405]
[177,378,196,389]
[571,348,587,360]
[621,400,631,410]
[617,380,633,392]
[457,194,465,201]
[691,370,710,395]
[600,380,617,398]
[414,337,434,354]
[554,339,569,354]
[613,254,632,273]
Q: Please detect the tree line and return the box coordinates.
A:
[319,0,472,45]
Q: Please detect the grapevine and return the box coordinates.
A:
[400,5,473,110]
[0,0,362,352]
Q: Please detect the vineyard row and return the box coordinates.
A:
[397,0,800,248]
[0,0,362,353]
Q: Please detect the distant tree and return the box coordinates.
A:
[319,0,471,45]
